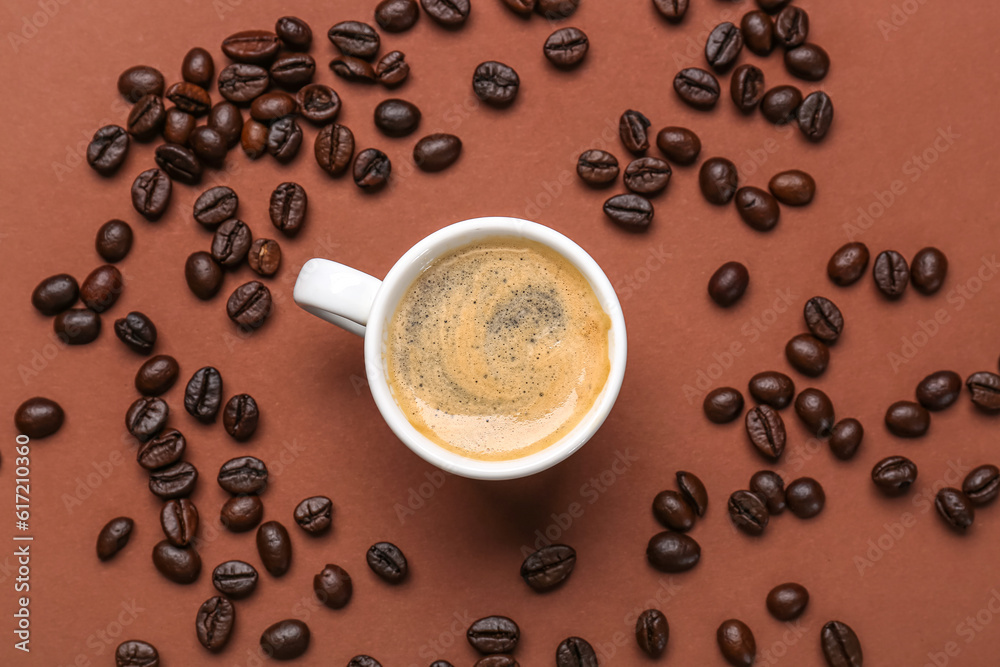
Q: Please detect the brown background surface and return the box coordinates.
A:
[2,0,1000,665]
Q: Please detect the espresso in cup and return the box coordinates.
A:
[385,237,612,461]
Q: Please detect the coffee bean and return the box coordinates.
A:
[741,10,774,55]
[829,418,863,460]
[699,157,738,204]
[537,0,579,19]
[87,125,130,175]
[114,312,157,354]
[473,61,520,106]
[576,150,618,187]
[767,583,808,621]
[248,239,281,277]
[646,531,700,572]
[785,477,824,518]
[963,464,999,505]
[556,636,597,667]
[270,53,316,89]
[182,47,215,87]
[375,50,410,86]
[315,123,355,175]
[421,0,471,27]
[703,386,745,424]
[728,490,769,535]
[653,490,695,531]
[603,193,653,231]
[367,541,408,583]
[118,65,164,101]
[353,148,392,191]
[916,370,962,410]
[328,21,380,60]
[623,157,671,195]
[785,334,829,377]
[730,64,765,113]
[748,371,795,409]
[674,67,720,109]
[97,517,133,561]
[874,250,910,298]
[269,182,309,235]
[163,108,196,145]
[314,564,353,608]
[653,0,688,22]
[31,274,78,316]
[885,400,930,437]
[267,116,303,163]
[794,387,835,437]
[820,620,862,667]
[827,242,869,286]
[749,470,785,513]
[260,619,310,660]
[221,495,263,532]
[189,126,227,166]
[708,261,749,307]
[705,22,744,72]
[116,640,159,667]
[196,596,235,652]
[414,133,462,172]
[213,559,258,598]
[937,487,975,532]
[656,126,701,165]
[294,496,333,534]
[768,169,814,205]
[223,394,259,441]
[774,6,808,48]
[161,498,198,547]
[152,539,201,583]
[126,397,168,442]
[330,56,377,83]
[635,608,669,658]
[218,63,270,104]
[127,94,166,141]
[184,252,224,300]
[745,405,786,460]
[212,218,252,267]
[149,461,198,500]
[735,186,779,231]
[376,0,420,32]
[276,16,312,50]
[374,99,421,137]
[544,27,589,69]
[676,470,708,516]
[257,521,293,576]
[54,308,101,344]
[136,428,185,470]
[910,247,948,295]
[296,85,341,126]
[717,619,756,667]
[966,371,1000,412]
[871,456,918,496]
[95,219,133,263]
[166,81,211,116]
[760,84,802,123]
[131,168,171,220]
[785,43,829,80]
[797,90,834,141]
[80,265,123,313]
[520,543,576,591]
[803,296,843,343]
[194,186,239,228]
[222,30,280,65]
[185,367,223,422]
[349,656,384,667]
[219,456,268,494]
[154,143,202,185]
[468,616,519,654]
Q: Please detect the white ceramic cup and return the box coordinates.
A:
[292,217,627,480]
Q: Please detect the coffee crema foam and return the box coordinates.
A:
[385,237,612,461]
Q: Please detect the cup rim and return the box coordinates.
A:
[363,217,627,480]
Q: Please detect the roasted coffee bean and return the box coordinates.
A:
[748,371,795,409]
[257,521,293,576]
[731,64,765,113]
[544,27,589,68]
[54,308,101,344]
[795,388,835,437]
[218,63,270,104]
[161,498,198,547]
[699,157,738,204]
[367,541,408,583]
[760,84,802,124]
[218,456,268,494]
[196,596,235,652]
[222,30,280,65]
[248,239,281,277]
[330,56,377,83]
[871,456,918,496]
[910,247,948,295]
[874,250,910,298]
[160,109,192,146]
[154,143,202,185]
[212,218,252,267]
[213,560,258,598]
[114,312,157,354]
[118,65,165,101]
[963,465,1000,505]
[767,583,808,621]
[131,167,171,220]
[297,84,342,124]
[422,0,471,27]
[885,400,930,437]
[653,0,688,22]
[705,22,743,72]
[166,81,211,116]
[116,640,159,667]
[414,133,462,172]
[785,477,824,518]
[194,186,239,228]
[376,0,420,32]
[768,169,814,205]
[293,496,333,534]
[185,252,224,300]
[745,405,786,460]
[785,334,829,377]
[749,470,785,513]
[646,531,700,572]
[468,616,520,654]
[149,461,198,500]
[328,21,380,60]
[152,539,201,583]
[829,418,863,460]
[708,261,749,307]
[603,193,653,231]
[80,265,123,313]
[347,657,384,667]
[656,126,700,165]
[556,636,597,667]
[126,397,168,442]
[717,620,755,667]
[182,47,215,87]
[804,296,843,343]
[95,219,133,262]
[127,94,166,140]
[473,61,520,106]
[314,564,352,608]
[276,16,312,50]
[260,619,310,660]
[916,370,962,410]
[774,6,808,48]
[222,393,260,441]
[520,544,576,591]
[576,150,619,186]
[270,53,316,89]
[703,386,745,424]
[536,0,579,18]
[87,125,130,175]
[221,495,264,532]
[676,470,708,516]
[828,242,869,286]
[374,99,421,137]
[375,50,410,86]
[785,43,829,81]
[189,126,227,166]
[821,621,862,667]
[269,182,308,235]
[32,274,78,315]
[623,157,671,195]
[267,116,303,163]
[797,90,834,141]
[936,487,974,532]
[97,517,133,561]
[353,148,392,191]
[735,186,779,231]
[635,608,669,658]
[966,371,1000,412]
[728,490,769,535]
[741,10,774,55]
[185,367,222,422]
[674,67,720,109]
[137,428,185,470]
[653,490,696,532]
[315,123,355,176]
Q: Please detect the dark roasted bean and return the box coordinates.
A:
[735,186,779,231]
[576,150,619,187]
[699,157,738,204]
[118,65,164,101]
[421,0,471,27]
[653,0,688,22]
[785,334,830,377]
[152,539,201,583]
[182,47,215,87]
[676,471,708,516]
[276,16,312,50]
[544,27,589,68]
[520,544,576,591]
[717,619,756,667]
[760,84,802,124]
[708,261,749,307]
[269,182,309,235]
[769,169,815,205]
[966,372,1000,412]
[646,532,700,572]
[314,563,353,608]
[257,521,293,576]
[873,249,909,298]
[741,10,774,55]
[767,583,809,621]
[161,498,198,547]
[54,308,101,344]
[267,116,303,163]
[910,246,948,295]
[916,370,962,410]
[116,640,159,667]
[137,428,185,470]
[154,143,202,185]
[95,219,133,262]
[330,56,377,83]
[748,371,795,409]
[820,621,863,667]
[374,99,421,137]
[635,609,669,658]
[473,61,519,106]
[185,367,223,422]
[270,53,316,89]
[353,148,392,191]
[166,81,211,116]
[294,496,334,534]
[222,30,280,65]
[828,242,869,286]
[223,393,260,440]
[221,495,264,532]
[260,619,310,660]
[196,596,235,652]
[797,90,834,141]
[556,636,597,667]
[80,264,123,313]
[745,405,786,460]
[125,397,168,442]
[213,560,258,598]
[211,218,252,267]
[674,67,720,109]
[218,63,270,104]
[189,126,227,166]
[775,6,808,48]
[785,43,829,81]
[703,386,744,424]
[803,296,843,343]
[87,125,130,175]
[328,21,380,59]
[468,616,519,654]
[413,133,462,172]
[130,167,171,220]
[795,387,835,437]
[194,186,239,228]
[936,488,975,532]
[730,64,765,113]
[148,461,198,500]
[127,94,166,141]
[728,490,769,535]
[829,418,864,460]
[315,124,355,176]
[367,541,408,583]
[297,84,341,124]
[885,400,930,437]
[97,517,134,561]
[705,22,744,72]
[248,238,281,277]
[656,126,700,165]
[185,252,224,300]
[652,490,695,532]
[749,470,785,514]
[603,193,653,231]
[218,456,268,495]
[31,274,79,316]
[376,0,420,32]
[160,108,193,145]
[963,465,1000,505]
[785,477,825,518]
[375,50,410,86]
[114,311,157,354]
[871,456,918,496]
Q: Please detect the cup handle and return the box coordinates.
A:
[293,258,383,337]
